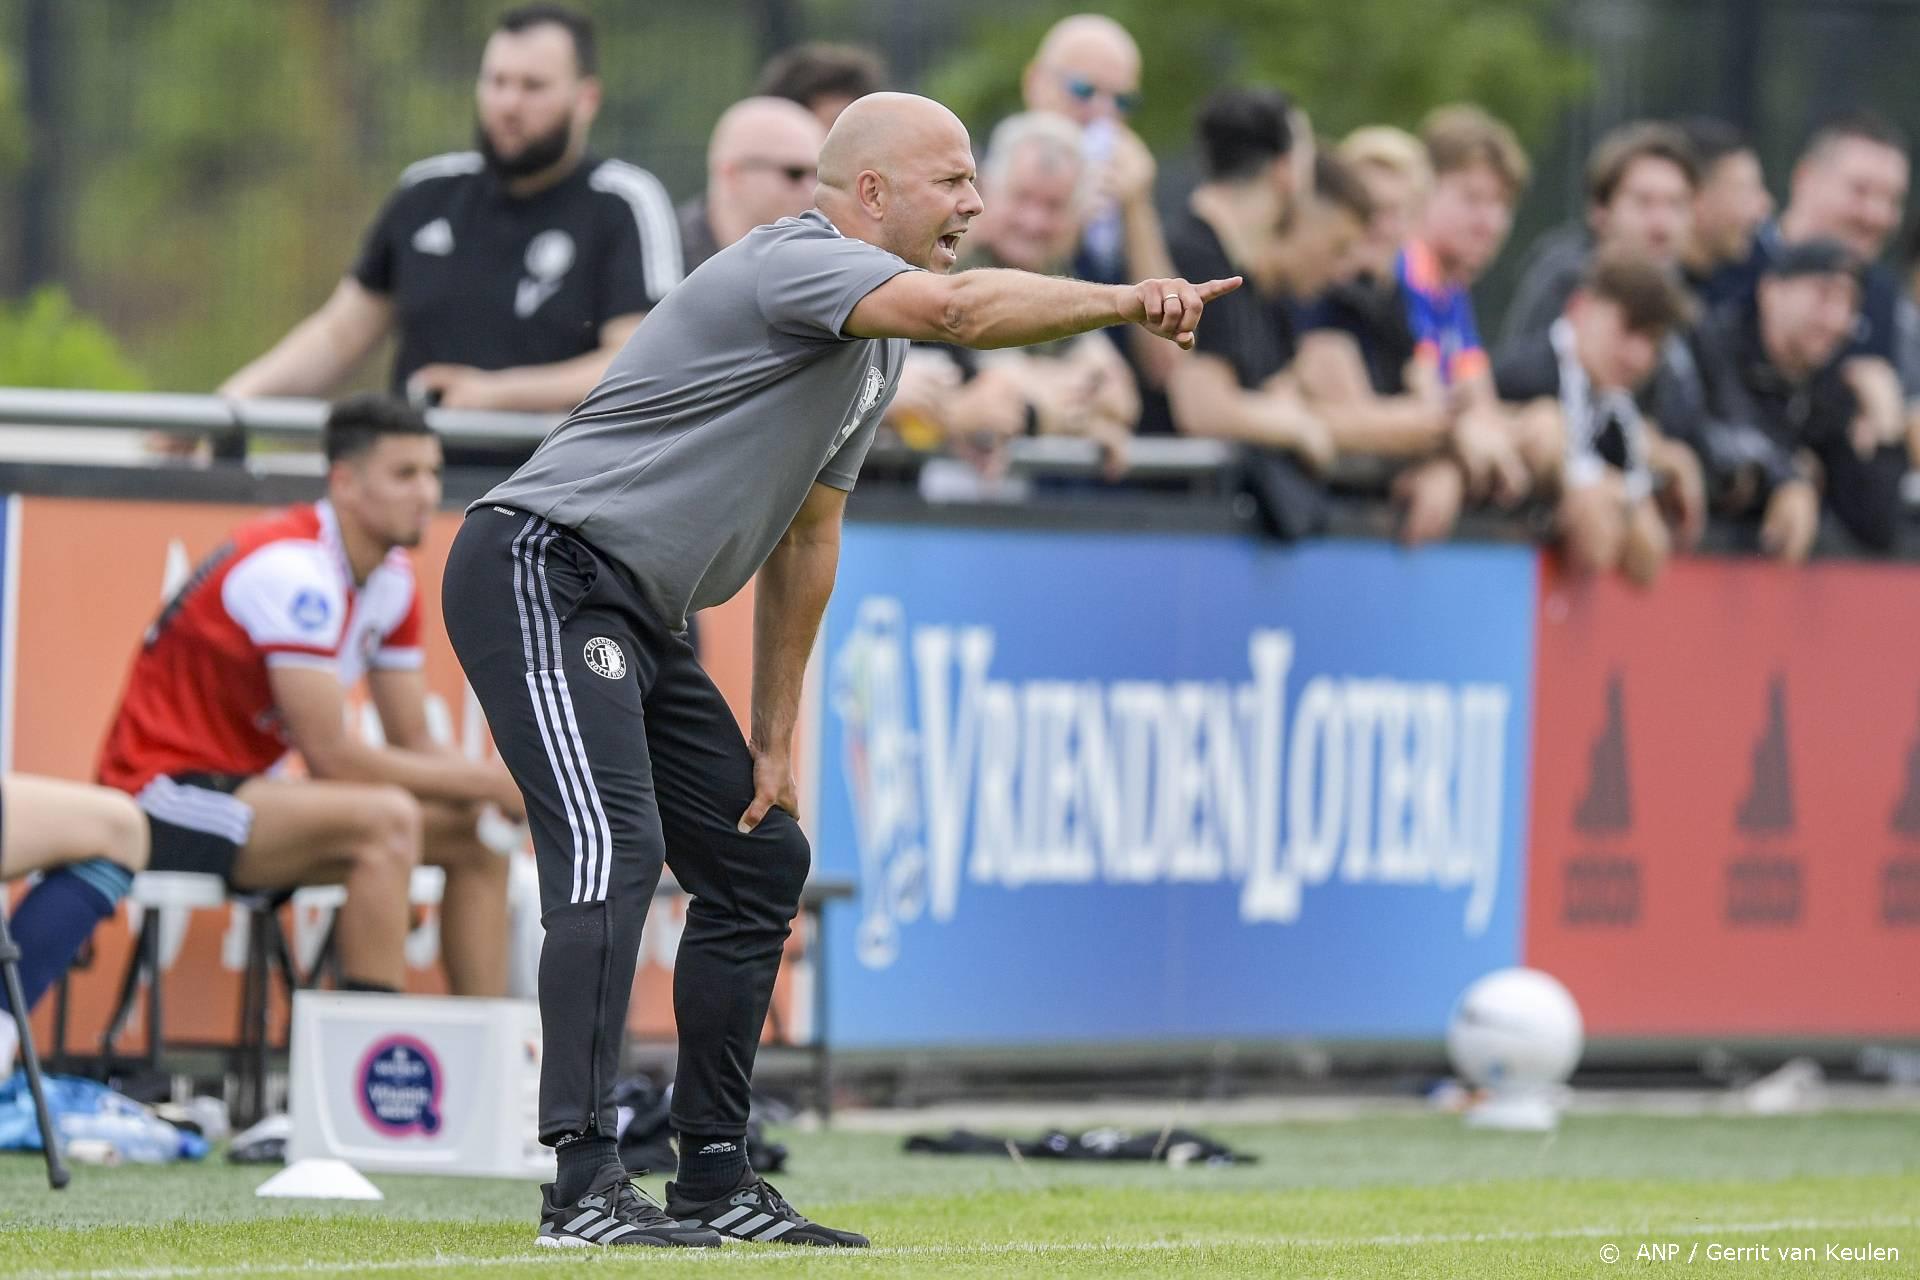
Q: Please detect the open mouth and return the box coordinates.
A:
[937,232,963,256]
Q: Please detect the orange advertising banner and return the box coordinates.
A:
[7,494,805,1060]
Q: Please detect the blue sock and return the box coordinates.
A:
[0,860,133,1016]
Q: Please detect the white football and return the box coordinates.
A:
[1446,967,1585,1087]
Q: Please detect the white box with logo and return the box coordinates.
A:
[286,991,553,1179]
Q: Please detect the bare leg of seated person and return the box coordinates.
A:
[0,775,150,881]
[231,779,422,991]
[419,800,510,998]
[0,775,151,1067]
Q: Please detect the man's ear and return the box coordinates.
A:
[326,457,355,504]
[576,76,603,126]
[856,169,888,219]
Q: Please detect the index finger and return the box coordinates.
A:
[1196,276,1243,302]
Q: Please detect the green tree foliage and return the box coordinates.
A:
[0,48,26,180]
[38,0,756,393]
[924,0,1587,153]
[0,287,144,389]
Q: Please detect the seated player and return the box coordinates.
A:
[1495,249,1697,586]
[0,775,150,1073]
[94,395,525,996]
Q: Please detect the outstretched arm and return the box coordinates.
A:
[845,270,1240,352]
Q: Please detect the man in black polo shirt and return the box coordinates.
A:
[221,5,679,448]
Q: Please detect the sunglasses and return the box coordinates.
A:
[1059,74,1141,116]
[738,159,817,184]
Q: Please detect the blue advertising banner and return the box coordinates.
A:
[816,526,1538,1048]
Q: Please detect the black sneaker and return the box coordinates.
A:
[666,1173,869,1247]
[536,1165,724,1249]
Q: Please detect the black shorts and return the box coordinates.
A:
[130,772,257,889]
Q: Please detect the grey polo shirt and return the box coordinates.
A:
[482,210,913,630]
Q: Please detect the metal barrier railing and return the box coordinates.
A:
[0,387,1237,481]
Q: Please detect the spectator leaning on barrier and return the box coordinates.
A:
[756,41,889,131]
[1499,122,1698,350]
[1495,249,1696,586]
[1271,152,1373,304]
[1732,113,1914,429]
[679,97,826,273]
[1385,105,1533,544]
[1691,238,1907,559]
[1492,122,1709,548]
[1297,138,1498,504]
[1161,88,1332,476]
[887,111,1140,476]
[1296,126,1429,402]
[219,5,681,454]
[1677,118,1775,310]
[0,777,151,1076]
[94,395,528,997]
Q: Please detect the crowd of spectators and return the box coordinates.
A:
[206,3,1920,580]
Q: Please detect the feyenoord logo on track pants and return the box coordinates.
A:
[442,505,810,1143]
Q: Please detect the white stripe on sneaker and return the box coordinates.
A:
[756,1220,796,1241]
[578,1217,622,1242]
[710,1206,753,1229]
[562,1211,601,1234]
[732,1213,775,1236]
[598,1223,639,1243]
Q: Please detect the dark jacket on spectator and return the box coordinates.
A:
[1497,223,1588,354]
[1691,294,1907,551]
[1716,221,1920,392]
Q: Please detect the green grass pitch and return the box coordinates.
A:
[3,1110,1918,1278]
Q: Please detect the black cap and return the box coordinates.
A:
[1764,237,1861,281]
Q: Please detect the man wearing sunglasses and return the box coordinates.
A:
[680,97,829,272]
[1022,14,1174,288]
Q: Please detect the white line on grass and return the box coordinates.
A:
[22,1216,1920,1280]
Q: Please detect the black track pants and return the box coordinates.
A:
[443,505,810,1143]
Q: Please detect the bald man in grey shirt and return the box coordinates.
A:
[443,93,1237,1251]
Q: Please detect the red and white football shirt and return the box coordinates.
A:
[97,501,422,793]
